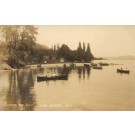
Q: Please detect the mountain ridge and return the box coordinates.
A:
[104,55,135,60]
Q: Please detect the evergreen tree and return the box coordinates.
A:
[83,42,85,52]
[54,45,56,53]
[77,42,83,61]
[82,42,86,60]
[57,44,60,51]
[56,44,60,58]
[85,43,94,62]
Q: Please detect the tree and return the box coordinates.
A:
[0,25,38,68]
[57,44,73,62]
[57,44,60,51]
[82,42,86,60]
[19,26,38,66]
[83,42,85,52]
[54,45,56,54]
[85,43,94,62]
[77,42,83,61]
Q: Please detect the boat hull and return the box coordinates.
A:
[37,74,68,81]
[93,66,102,69]
[117,69,129,74]
[99,63,109,66]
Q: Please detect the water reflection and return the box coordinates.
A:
[83,68,85,79]
[45,66,72,75]
[45,66,91,81]
[86,67,91,79]
[77,67,82,80]
[1,65,92,110]
[6,71,19,111]
[37,67,45,74]
[77,67,91,80]
[0,60,135,111]
[18,69,36,110]
[5,69,36,111]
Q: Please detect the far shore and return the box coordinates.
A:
[0,59,127,71]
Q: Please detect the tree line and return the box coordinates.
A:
[52,42,94,63]
[0,25,39,68]
[0,25,49,68]
[0,26,94,68]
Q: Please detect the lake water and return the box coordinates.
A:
[0,60,135,111]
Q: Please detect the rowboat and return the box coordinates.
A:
[37,74,68,81]
[117,69,129,74]
[99,62,109,66]
[93,66,102,69]
[84,64,91,67]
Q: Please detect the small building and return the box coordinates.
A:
[60,58,65,63]
[44,61,47,64]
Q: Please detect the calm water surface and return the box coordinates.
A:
[0,60,135,111]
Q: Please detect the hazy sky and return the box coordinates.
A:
[36,25,135,57]
[0,26,134,57]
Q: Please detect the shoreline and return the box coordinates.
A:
[0,59,129,70]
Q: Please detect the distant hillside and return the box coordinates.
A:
[104,55,135,60]
[0,41,49,49]
[36,43,49,49]
[0,41,49,64]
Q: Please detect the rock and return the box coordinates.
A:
[0,63,12,70]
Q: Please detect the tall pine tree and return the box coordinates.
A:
[82,42,86,61]
[85,43,94,62]
[77,42,83,61]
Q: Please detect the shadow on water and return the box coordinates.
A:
[77,67,91,81]
[5,69,36,111]
[44,66,91,82]
[117,72,130,77]
[45,66,72,75]
[37,67,45,74]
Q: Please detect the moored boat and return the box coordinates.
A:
[37,74,68,81]
[117,69,129,74]
[93,66,102,69]
[99,62,109,66]
[91,63,97,66]
[84,63,91,67]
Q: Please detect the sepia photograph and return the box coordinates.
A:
[0,25,135,111]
